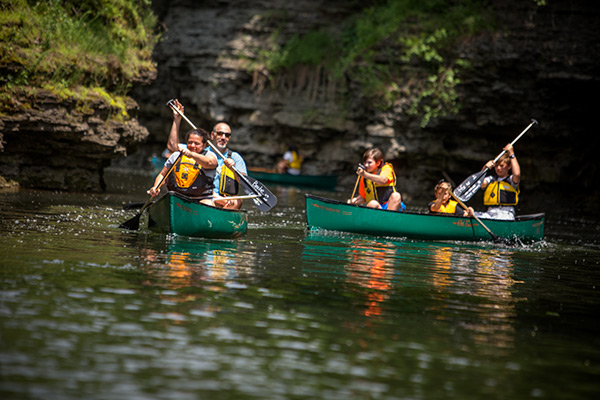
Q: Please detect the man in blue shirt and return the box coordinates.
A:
[208,121,247,209]
[166,100,248,210]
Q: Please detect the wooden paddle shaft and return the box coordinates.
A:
[349,163,365,201]
[143,152,182,212]
[450,191,498,240]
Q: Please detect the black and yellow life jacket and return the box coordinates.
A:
[167,152,215,197]
[218,150,239,196]
[483,177,519,206]
[361,162,397,204]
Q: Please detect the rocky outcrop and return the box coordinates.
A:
[130,0,599,213]
[0,90,148,191]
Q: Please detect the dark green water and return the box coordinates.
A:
[1,169,599,399]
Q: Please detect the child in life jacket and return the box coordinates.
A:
[429,180,474,217]
[347,148,404,211]
[475,143,520,220]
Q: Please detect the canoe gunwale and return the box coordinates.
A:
[306,194,544,221]
[166,191,248,215]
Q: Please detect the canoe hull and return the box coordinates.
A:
[248,168,337,191]
[148,192,247,238]
[305,194,544,242]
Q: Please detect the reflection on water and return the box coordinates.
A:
[303,232,523,356]
[1,185,600,399]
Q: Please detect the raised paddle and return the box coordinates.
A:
[166,99,277,212]
[449,190,510,244]
[454,119,538,202]
[119,152,182,230]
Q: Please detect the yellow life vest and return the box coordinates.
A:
[167,153,214,196]
[361,163,397,204]
[438,200,459,214]
[289,151,302,170]
[483,178,519,206]
[173,154,201,188]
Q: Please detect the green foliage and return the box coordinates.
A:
[251,0,492,127]
[0,0,159,119]
[273,31,339,69]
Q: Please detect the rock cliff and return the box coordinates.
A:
[2,0,598,215]
[130,0,599,213]
[0,90,148,191]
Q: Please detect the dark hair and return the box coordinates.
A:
[362,148,383,162]
[186,128,209,144]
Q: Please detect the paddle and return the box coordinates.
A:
[348,163,365,202]
[166,99,277,212]
[449,190,510,244]
[454,119,538,202]
[119,152,182,230]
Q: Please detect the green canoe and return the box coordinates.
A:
[248,168,337,191]
[148,192,247,238]
[305,194,545,242]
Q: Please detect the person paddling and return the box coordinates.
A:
[347,148,404,211]
[474,143,521,220]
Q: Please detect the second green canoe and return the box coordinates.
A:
[305,194,545,242]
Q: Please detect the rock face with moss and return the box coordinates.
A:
[134,0,599,213]
[0,0,158,191]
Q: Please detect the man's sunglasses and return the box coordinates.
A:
[213,131,231,138]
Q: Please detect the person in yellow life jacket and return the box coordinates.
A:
[429,180,474,217]
[276,144,302,175]
[148,128,217,205]
[475,143,521,220]
[347,148,404,211]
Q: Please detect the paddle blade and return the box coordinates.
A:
[239,174,278,212]
[454,169,488,202]
[119,212,142,230]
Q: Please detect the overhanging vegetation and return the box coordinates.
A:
[0,0,160,119]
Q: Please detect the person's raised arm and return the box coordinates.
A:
[166,99,184,153]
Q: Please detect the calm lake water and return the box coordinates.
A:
[1,169,599,399]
